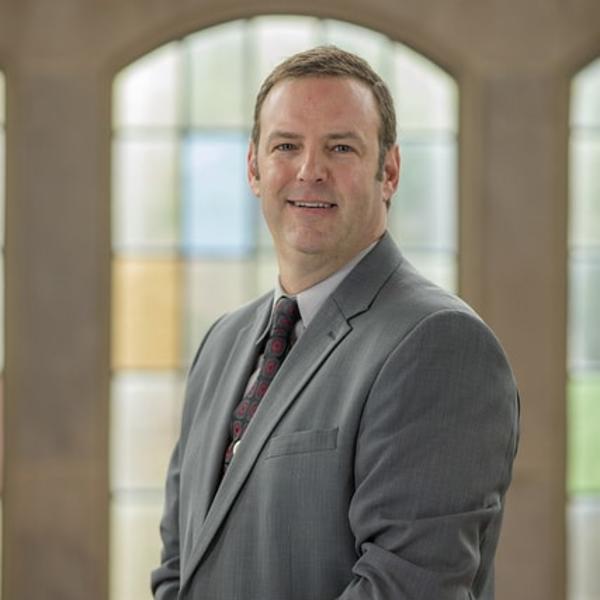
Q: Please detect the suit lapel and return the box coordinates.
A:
[181,301,351,592]
[181,296,271,559]
[180,233,404,592]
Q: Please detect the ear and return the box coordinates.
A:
[247,142,261,197]
[382,144,400,205]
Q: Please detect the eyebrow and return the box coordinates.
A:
[327,132,362,141]
[266,130,366,147]
[266,131,302,145]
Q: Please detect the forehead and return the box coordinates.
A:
[259,76,380,135]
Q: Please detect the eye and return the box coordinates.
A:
[274,143,297,152]
[332,144,353,153]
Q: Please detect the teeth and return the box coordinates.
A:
[293,201,333,208]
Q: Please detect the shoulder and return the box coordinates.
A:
[350,253,519,388]
[371,260,517,399]
[370,256,487,341]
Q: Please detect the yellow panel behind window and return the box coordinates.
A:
[112,258,181,370]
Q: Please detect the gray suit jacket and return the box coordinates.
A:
[152,233,519,600]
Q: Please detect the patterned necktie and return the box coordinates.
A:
[223,296,300,469]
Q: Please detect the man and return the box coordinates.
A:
[152,46,519,600]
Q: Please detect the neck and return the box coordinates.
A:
[277,239,380,295]
[278,259,344,295]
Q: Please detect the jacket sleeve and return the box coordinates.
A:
[150,317,225,599]
[336,309,520,599]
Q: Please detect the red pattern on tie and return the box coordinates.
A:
[223,297,300,469]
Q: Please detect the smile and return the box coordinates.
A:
[288,200,336,208]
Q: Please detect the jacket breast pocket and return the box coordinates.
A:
[265,428,338,459]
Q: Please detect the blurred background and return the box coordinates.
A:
[0,1,599,599]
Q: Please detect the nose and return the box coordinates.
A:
[297,148,327,183]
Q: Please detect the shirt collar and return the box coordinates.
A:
[257,240,378,345]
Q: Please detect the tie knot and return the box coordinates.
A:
[270,296,300,337]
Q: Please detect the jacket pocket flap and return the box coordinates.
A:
[266,428,338,458]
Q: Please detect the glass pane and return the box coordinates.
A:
[572,58,600,127]
[111,372,184,491]
[393,47,458,131]
[567,496,600,599]
[183,259,256,362]
[112,135,178,251]
[251,16,320,93]
[112,258,181,370]
[181,131,255,256]
[570,135,600,247]
[568,375,600,493]
[401,249,457,292]
[322,20,389,72]
[188,21,246,127]
[569,57,600,600]
[113,43,181,128]
[256,253,279,296]
[391,137,457,251]
[568,255,600,372]
[257,212,275,253]
[110,497,162,600]
[183,258,277,363]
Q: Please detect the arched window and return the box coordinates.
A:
[110,16,457,600]
[568,57,600,600]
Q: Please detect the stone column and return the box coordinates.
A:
[460,71,569,600]
[3,58,111,600]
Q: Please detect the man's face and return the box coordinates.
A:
[248,76,400,273]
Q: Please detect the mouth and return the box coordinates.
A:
[287,200,337,209]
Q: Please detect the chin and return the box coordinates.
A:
[283,230,333,256]
[289,243,327,256]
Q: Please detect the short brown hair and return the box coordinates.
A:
[251,45,397,179]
